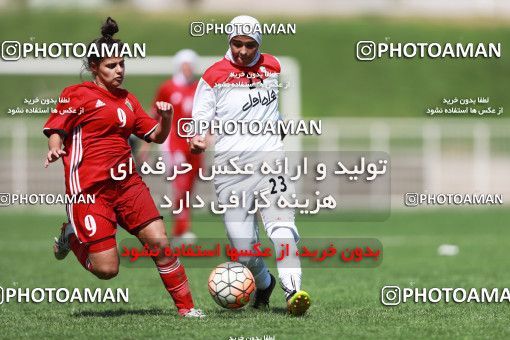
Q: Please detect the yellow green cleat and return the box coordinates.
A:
[287,290,311,316]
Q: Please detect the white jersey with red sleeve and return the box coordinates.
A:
[43,81,158,195]
[192,53,284,156]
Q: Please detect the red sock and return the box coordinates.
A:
[69,234,93,271]
[157,258,194,314]
[172,217,189,237]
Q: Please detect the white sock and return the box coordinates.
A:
[269,227,302,299]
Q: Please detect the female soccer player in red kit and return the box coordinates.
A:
[150,49,203,242]
[43,17,205,318]
[189,15,310,316]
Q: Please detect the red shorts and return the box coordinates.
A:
[66,174,162,253]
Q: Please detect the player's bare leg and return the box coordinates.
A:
[54,221,119,279]
[53,222,119,280]
[87,247,119,280]
[135,218,205,318]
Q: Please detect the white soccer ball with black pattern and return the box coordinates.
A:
[208,262,256,309]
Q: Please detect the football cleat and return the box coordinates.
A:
[287,290,311,316]
[181,308,206,318]
[252,273,276,310]
[53,222,73,260]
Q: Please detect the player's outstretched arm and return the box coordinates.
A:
[44,133,66,168]
[148,101,173,144]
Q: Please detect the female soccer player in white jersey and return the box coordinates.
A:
[189,15,311,316]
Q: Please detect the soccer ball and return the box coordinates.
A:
[208,262,256,309]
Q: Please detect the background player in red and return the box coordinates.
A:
[43,17,205,318]
[140,49,203,244]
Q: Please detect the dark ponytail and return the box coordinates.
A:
[85,17,124,72]
[101,17,119,40]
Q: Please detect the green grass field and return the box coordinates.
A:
[1,7,509,340]
[1,208,509,339]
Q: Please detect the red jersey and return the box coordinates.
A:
[153,78,198,151]
[43,81,158,196]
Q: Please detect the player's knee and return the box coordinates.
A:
[153,239,170,251]
[92,265,119,280]
[150,240,171,262]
